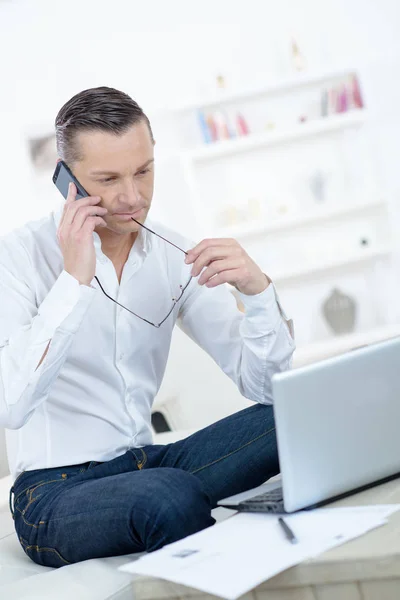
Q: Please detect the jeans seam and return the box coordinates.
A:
[34,505,122,524]
[128,447,147,469]
[14,506,45,528]
[14,479,65,527]
[138,449,147,470]
[14,481,46,505]
[13,474,70,507]
[189,427,276,475]
[19,537,70,565]
[22,479,63,515]
[28,479,62,497]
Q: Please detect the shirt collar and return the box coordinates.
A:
[53,205,153,262]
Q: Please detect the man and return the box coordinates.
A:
[0,87,294,568]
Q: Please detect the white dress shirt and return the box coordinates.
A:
[0,207,295,479]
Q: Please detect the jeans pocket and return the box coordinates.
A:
[14,468,86,520]
[13,481,47,520]
[18,535,71,568]
[19,479,62,519]
[14,481,45,511]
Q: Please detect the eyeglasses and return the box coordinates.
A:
[94,218,193,328]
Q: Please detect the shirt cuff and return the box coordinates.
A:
[37,270,97,340]
[238,282,294,338]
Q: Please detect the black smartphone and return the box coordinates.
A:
[52,160,89,201]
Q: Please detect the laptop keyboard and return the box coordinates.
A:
[219,486,285,513]
[236,487,285,512]
[242,488,284,504]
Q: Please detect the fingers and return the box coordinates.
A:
[62,185,104,228]
[190,244,241,277]
[185,237,268,295]
[203,269,239,288]
[197,258,243,286]
[59,183,76,229]
[185,238,257,291]
[186,238,235,265]
[72,205,108,231]
[82,215,108,232]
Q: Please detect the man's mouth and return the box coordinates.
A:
[114,207,145,219]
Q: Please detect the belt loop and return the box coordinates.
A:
[9,486,15,519]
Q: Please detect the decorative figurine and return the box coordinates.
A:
[216,74,226,89]
[291,37,307,71]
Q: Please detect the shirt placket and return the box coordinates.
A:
[114,253,144,447]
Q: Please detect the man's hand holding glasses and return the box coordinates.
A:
[185,238,270,296]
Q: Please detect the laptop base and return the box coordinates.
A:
[219,486,285,513]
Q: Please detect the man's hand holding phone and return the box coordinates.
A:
[57,182,108,286]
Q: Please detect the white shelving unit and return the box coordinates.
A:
[172,67,359,113]
[171,67,396,359]
[213,197,384,240]
[271,245,391,286]
[293,324,400,368]
[185,110,366,162]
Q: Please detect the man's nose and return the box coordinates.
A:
[124,178,140,203]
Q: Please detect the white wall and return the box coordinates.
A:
[0,0,399,430]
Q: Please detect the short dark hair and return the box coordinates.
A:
[55,86,154,166]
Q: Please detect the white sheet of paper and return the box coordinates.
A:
[119,504,400,600]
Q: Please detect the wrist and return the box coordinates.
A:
[65,269,92,287]
[238,274,270,296]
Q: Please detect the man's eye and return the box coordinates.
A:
[101,177,115,183]
[137,169,150,176]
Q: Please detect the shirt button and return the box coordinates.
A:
[119,353,125,360]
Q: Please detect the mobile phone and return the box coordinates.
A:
[52,160,89,201]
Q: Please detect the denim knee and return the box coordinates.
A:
[132,468,215,552]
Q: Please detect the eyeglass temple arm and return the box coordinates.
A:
[93,275,158,327]
[131,218,189,255]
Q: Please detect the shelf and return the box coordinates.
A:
[185,110,366,162]
[293,323,400,368]
[212,198,385,240]
[271,245,391,286]
[172,67,357,112]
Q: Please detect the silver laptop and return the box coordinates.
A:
[218,336,400,513]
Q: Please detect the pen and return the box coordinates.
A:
[278,517,298,544]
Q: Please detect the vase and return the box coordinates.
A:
[322,288,357,335]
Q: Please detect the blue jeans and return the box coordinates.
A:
[10,404,279,567]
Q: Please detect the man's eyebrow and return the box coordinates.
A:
[90,159,154,176]
[135,159,154,172]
